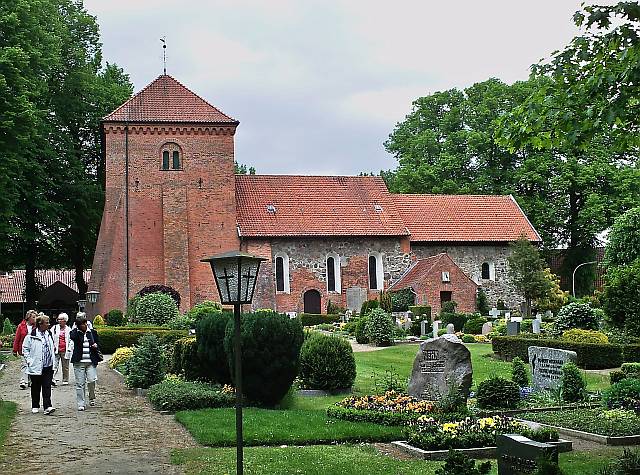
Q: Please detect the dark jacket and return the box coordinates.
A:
[69,328,100,366]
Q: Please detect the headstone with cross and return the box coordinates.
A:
[489,307,501,319]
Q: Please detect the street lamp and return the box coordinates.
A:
[572,261,597,298]
[77,299,87,312]
[86,290,100,319]
[200,251,266,475]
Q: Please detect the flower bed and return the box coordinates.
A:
[327,391,435,425]
[519,408,640,437]
[406,415,558,451]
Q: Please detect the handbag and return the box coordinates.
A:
[88,331,104,362]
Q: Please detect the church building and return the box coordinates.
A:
[90,75,541,317]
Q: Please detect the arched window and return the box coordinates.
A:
[326,254,341,293]
[172,150,180,169]
[162,151,170,170]
[481,262,490,280]
[160,142,182,171]
[481,262,495,281]
[274,253,290,293]
[368,253,384,290]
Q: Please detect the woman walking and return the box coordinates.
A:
[69,314,100,411]
[22,313,56,415]
[51,313,71,386]
[13,310,37,389]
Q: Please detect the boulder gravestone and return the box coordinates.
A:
[408,334,473,401]
[528,346,577,390]
[497,434,558,475]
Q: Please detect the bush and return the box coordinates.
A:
[166,314,195,330]
[147,378,234,412]
[93,315,105,326]
[105,309,125,327]
[126,295,140,322]
[553,302,599,334]
[365,308,395,346]
[297,313,340,326]
[602,378,640,411]
[511,357,529,388]
[560,362,586,402]
[408,305,432,319]
[135,292,179,326]
[462,334,476,343]
[327,405,421,426]
[604,206,640,268]
[562,328,609,344]
[610,370,626,385]
[603,258,640,335]
[138,284,181,308]
[360,299,379,315]
[2,317,15,335]
[185,300,222,322]
[172,337,206,381]
[598,448,640,475]
[491,335,626,369]
[196,311,232,384]
[440,312,470,332]
[463,316,487,335]
[355,316,369,344]
[476,377,520,409]
[224,310,304,406]
[476,289,490,316]
[108,347,134,369]
[299,333,356,390]
[326,300,345,315]
[435,450,491,475]
[96,327,188,354]
[125,334,165,389]
[391,289,415,312]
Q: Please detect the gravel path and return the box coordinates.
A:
[0,358,196,475]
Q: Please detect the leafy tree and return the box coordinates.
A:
[508,237,552,317]
[605,206,640,267]
[603,258,640,335]
[234,161,256,175]
[534,268,568,314]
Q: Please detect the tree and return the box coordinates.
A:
[602,258,640,335]
[605,206,640,267]
[508,237,552,317]
[234,162,256,175]
[534,268,568,314]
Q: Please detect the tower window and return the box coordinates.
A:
[481,262,495,280]
[162,151,170,170]
[160,142,182,170]
[274,252,290,293]
[172,150,180,169]
[368,253,384,290]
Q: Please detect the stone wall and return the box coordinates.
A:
[411,243,521,310]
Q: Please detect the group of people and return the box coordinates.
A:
[12,309,101,414]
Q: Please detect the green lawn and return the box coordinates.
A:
[176,408,405,446]
[0,400,17,458]
[171,443,623,475]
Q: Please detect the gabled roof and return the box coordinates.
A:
[388,253,476,291]
[235,175,410,237]
[0,269,91,303]
[392,194,541,242]
[103,75,238,124]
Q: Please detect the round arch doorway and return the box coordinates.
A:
[303,289,321,314]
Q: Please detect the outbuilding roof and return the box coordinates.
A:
[388,253,477,292]
[0,269,91,303]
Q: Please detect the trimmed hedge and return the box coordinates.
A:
[408,305,431,319]
[172,337,205,381]
[326,405,418,426]
[96,327,188,354]
[147,379,234,412]
[298,313,341,326]
[492,335,626,369]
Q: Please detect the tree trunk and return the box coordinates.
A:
[73,240,87,299]
[25,245,37,310]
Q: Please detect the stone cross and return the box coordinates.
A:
[489,307,500,319]
[446,323,455,334]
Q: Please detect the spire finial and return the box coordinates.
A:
[160,37,167,75]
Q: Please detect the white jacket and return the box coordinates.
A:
[51,324,72,359]
[22,330,55,375]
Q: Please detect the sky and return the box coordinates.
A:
[85,0,595,175]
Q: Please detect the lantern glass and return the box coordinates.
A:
[77,299,87,311]
[201,252,266,305]
[86,290,100,304]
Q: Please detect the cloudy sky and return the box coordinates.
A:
[85,1,593,175]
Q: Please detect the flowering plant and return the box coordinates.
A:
[109,346,134,369]
[337,391,434,414]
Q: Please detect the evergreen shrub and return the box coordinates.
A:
[196,311,232,384]
[299,333,356,390]
[355,316,369,344]
[138,284,181,308]
[562,329,609,344]
[298,313,340,326]
[185,300,222,322]
[511,357,529,388]
[553,302,599,334]
[148,379,234,412]
[360,299,380,315]
[2,317,16,335]
[462,334,476,343]
[172,337,205,380]
[96,327,187,354]
[93,315,105,326]
[135,292,179,326]
[560,362,586,402]
[602,378,640,411]
[476,377,520,409]
[463,316,487,335]
[125,334,165,389]
[224,310,304,406]
[603,258,640,335]
[109,346,134,369]
[391,289,415,312]
[365,308,395,346]
[435,450,491,475]
[408,305,432,318]
[105,309,125,326]
[441,312,470,332]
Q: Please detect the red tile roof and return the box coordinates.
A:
[0,269,91,303]
[103,75,238,124]
[392,194,541,242]
[388,253,476,291]
[235,175,410,237]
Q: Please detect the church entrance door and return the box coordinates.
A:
[303,289,321,314]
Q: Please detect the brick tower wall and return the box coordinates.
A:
[90,123,239,315]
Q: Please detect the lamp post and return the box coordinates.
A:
[86,290,100,319]
[77,299,87,313]
[201,251,266,475]
[572,261,597,298]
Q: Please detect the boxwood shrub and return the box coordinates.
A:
[297,313,340,326]
[147,379,234,412]
[172,337,205,381]
[476,377,520,409]
[463,316,487,335]
[196,311,232,384]
[492,335,625,369]
[105,309,125,327]
[96,327,188,354]
[299,332,356,390]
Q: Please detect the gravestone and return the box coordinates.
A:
[420,320,428,337]
[346,287,367,312]
[504,311,511,320]
[528,346,577,390]
[408,334,473,400]
[446,323,455,334]
[544,310,553,319]
[507,321,520,336]
[481,321,493,335]
[532,319,541,334]
[489,307,501,319]
[497,434,558,475]
[432,320,442,339]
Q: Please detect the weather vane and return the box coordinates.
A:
[160,37,167,75]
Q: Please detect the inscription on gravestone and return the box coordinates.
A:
[528,346,577,390]
[497,434,558,475]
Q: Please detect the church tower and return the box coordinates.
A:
[91,75,240,315]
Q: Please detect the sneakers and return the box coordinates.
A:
[89,400,96,407]
[78,406,85,411]
[20,382,27,390]
[31,408,39,414]
[43,407,55,415]
[62,381,69,386]
[51,380,57,387]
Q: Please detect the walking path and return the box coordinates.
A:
[0,358,196,475]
